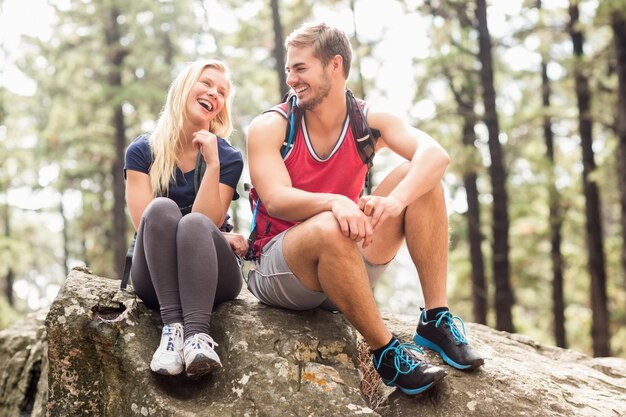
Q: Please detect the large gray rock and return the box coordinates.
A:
[0,309,47,417]
[371,314,626,417]
[3,267,626,416]
[45,268,372,417]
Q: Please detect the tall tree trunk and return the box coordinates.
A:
[104,6,129,279]
[542,59,566,348]
[349,0,374,195]
[1,0,10,305]
[81,197,89,268]
[475,0,514,332]
[349,0,366,99]
[199,0,223,55]
[161,29,174,67]
[537,0,566,347]
[463,138,487,325]
[448,72,488,325]
[568,1,610,357]
[612,11,626,298]
[270,0,288,99]
[5,268,13,306]
[60,196,70,278]
[0,15,10,305]
[3,202,14,306]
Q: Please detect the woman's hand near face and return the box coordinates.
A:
[222,232,249,257]
[192,130,219,165]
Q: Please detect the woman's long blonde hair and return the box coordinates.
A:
[149,59,234,196]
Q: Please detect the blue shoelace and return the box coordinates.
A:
[375,342,424,374]
[163,325,176,351]
[434,311,468,344]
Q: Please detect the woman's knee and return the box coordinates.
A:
[141,198,181,237]
[144,197,180,221]
[178,212,219,237]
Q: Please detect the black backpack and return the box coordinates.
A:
[245,89,380,259]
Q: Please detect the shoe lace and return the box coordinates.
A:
[434,311,468,344]
[375,342,424,374]
[163,323,184,350]
[188,333,218,351]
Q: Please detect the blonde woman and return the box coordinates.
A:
[124,59,246,378]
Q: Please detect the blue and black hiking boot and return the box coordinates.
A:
[413,309,484,370]
[372,338,446,395]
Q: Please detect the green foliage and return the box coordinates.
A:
[0,296,21,330]
[410,0,625,355]
[16,0,203,277]
[3,0,626,358]
[597,0,626,22]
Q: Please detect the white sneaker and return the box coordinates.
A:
[150,323,184,375]
[183,333,222,377]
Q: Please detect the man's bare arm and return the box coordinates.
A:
[247,112,373,245]
[361,110,450,229]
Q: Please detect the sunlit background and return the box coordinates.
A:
[2,0,624,358]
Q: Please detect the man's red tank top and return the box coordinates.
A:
[251,101,368,255]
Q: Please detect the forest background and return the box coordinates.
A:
[1,0,626,359]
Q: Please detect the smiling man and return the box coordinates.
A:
[246,22,484,395]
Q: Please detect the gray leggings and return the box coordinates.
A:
[131,197,243,339]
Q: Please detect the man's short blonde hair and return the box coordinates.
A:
[285,22,352,79]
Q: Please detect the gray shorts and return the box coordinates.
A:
[247,229,390,311]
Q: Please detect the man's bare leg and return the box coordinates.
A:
[282,212,392,349]
[282,210,447,393]
[404,182,449,309]
[361,163,449,310]
[363,163,483,370]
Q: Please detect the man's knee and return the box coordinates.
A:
[307,212,344,238]
[417,180,445,204]
[405,181,446,221]
[302,212,356,251]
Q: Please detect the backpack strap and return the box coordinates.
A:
[120,233,136,290]
[279,92,300,158]
[276,89,379,163]
[346,89,380,170]
[246,93,299,260]
[120,151,205,290]
[244,182,258,260]
[346,89,380,194]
